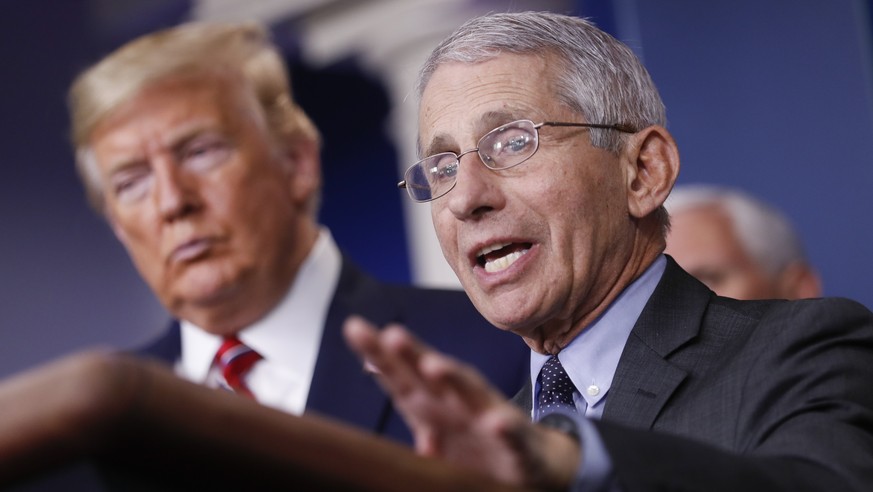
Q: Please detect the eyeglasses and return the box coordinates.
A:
[398,119,636,202]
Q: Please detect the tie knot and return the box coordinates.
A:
[215,336,262,398]
[537,355,577,416]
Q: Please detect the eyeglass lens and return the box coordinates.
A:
[405,120,540,201]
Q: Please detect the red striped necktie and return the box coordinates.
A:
[214,336,263,399]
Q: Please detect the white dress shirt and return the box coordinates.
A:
[175,228,342,415]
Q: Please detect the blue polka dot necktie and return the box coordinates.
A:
[214,336,262,399]
[536,355,578,416]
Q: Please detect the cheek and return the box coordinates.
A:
[431,206,467,269]
[431,205,451,242]
[113,222,167,293]
[111,210,161,260]
[226,192,287,252]
[209,163,291,223]
[230,176,301,258]
[431,206,458,254]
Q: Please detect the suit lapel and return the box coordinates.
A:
[603,257,711,429]
[603,334,688,428]
[305,258,396,432]
[138,259,395,433]
[135,321,181,365]
[511,379,533,415]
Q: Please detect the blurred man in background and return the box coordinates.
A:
[665,184,821,300]
[66,20,527,443]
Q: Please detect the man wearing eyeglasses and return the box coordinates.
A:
[345,11,873,492]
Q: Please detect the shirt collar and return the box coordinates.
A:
[177,228,342,384]
[530,255,667,416]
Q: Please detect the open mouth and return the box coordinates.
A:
[476,242,532,273]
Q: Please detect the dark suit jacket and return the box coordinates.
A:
[139,256,529,445]
[515,256,873,492]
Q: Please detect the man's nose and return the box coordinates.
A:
[154,159,200,221]
[444,151,504,220]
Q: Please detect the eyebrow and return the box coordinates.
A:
[419,109,528,158]
[479,110,522,129]
[106,119,224,173]
[165,119,224,150]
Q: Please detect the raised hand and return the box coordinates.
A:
[343,316,580,490]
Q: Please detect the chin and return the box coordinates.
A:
[172,271,240,308]
[477,302,532,333]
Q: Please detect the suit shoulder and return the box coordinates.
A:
[129,321,180,365]
[763,296,873,336]
[704,296,873,352]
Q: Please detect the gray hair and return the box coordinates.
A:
[68,21,321,212]
[664,184,808,276]
[416,11,666,154]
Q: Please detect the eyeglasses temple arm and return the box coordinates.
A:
[539,121,636,133]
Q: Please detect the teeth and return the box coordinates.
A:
[484,249,528,273]
[477,242,511,257]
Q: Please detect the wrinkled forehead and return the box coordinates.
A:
[417,54,559,156]
[418,109,530,157]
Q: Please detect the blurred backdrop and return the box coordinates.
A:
[1,0,871,378]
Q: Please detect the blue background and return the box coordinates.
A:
[1,0,870,378]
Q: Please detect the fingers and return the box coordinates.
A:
[342,315,381,363]
[343,316,422,398]
[417,347,503,411]
[343,316,577,489]
[344,316,501,410]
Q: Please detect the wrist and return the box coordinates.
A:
[539,412,581,442]
[536,413,583,490]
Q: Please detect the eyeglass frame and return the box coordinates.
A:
[397,119,637,203]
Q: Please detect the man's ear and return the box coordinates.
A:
[280,137,321,207]
[777,262,823,299]
[622,125,680,219]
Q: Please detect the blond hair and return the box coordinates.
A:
[69,21,320,210]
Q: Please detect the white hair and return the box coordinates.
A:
[416,11,666,155]
[665,184,808,276]
[416,11,670,232]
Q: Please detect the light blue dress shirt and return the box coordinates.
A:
[530,255,667,491]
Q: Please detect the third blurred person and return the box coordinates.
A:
[664,184,821,300]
